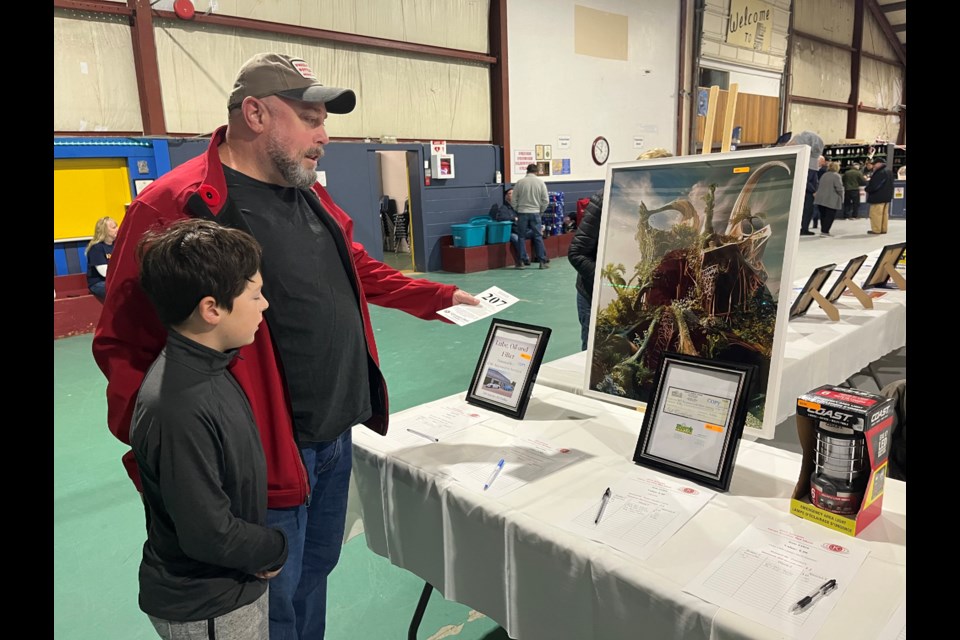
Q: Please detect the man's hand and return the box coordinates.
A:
[452,290,480,306]
[255,567,283,580]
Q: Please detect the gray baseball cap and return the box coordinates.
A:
[227,53,356,114]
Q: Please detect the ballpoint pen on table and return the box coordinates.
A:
[483,458,505,491]
[406,428,439,443]
[790,579,838,614]
[594,487,612,524]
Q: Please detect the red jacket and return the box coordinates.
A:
[92,126,458,508]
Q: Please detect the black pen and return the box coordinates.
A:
[790,579,837,614]
[594,487,612,524]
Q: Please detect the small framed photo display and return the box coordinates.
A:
[825,255,868,302]
[788,263,837,319]
[632,353,755,491]
[862,242,906,289]
[465,318,551,419]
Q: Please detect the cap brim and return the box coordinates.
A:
[277,86,356,114]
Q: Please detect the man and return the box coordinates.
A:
[789,131,824,236]
[492,187,531,268]
[512,163,551,268]
[812,154,827,229]
[841,162,867,219]
[865,158,894,234]
[92,52,479,640]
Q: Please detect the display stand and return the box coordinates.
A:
[876,263,906,291]
[807,289,840,321]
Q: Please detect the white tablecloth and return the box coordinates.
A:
[352,386,906,640]
[536,284,906,430]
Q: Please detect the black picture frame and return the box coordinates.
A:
[862,242,906,289]
[825,255,868,302]
[465,318,551,419]
[632,353,755,492]
[788,263,837,319]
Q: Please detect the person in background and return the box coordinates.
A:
[812,155,827,229]
[865,158,894,234]
[92,52,479,640]
[132,219,287,640]
[862,157,875,179]
[512,163,550,269]
[85,216,118,302]
[841,162,867,219]
[790,131,824,237]
[492,187,531,269]
[568,148,673,351]
[813,161,844,236]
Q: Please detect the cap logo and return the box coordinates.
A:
[290,59,316,80]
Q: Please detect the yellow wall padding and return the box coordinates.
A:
[54,158,131,241]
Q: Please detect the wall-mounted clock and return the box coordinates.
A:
[591,136,610,165]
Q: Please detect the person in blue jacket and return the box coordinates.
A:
[85,215,118,302]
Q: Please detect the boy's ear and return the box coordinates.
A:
[196,296,223,326]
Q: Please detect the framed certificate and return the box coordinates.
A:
[632,353,755,491]
[466,318,551,419]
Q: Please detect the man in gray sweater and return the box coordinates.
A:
[512,163,551,268]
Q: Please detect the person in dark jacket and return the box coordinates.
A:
[492,187,531,268]
[132,219,287,639]
[790,131,824,236]
[841,162,867,219]
[568,148,673,350]
[865,158,895,234]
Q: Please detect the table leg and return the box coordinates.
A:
[408,581,434,640]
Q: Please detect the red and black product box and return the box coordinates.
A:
[790,385,897,537]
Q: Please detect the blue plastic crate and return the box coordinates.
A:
[451,223,486,247]
[486,221,512,244]
[469,215,492,226]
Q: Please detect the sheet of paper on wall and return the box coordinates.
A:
[444,435,588,498]
[437,286,518,326]
[352,397,491,453]
[556,468,715,560]
[682,515,869,640]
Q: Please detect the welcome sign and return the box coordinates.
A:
[726,0,774,53]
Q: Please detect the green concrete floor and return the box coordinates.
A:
[54,258,583,640]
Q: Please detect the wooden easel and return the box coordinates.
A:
[838,277,874,310]
[880,264,907,292]
[700,83,739,154]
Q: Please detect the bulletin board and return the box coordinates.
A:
[53,158,131,241]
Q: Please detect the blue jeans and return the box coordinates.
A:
[89,281,106,302]
[509,229,534,264]
[266,430,353,640]
[576,290,591,351]
[515,213,547,263]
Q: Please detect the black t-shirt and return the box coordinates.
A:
[223,166,372,444]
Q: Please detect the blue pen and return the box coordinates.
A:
[483,458,505,491]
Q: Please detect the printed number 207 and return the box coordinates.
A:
[481,293,508,306]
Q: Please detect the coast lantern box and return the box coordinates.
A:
[790,385,897,537]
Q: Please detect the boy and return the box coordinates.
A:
[131,219,287,640]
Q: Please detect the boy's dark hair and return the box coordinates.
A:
[137,219,262,327]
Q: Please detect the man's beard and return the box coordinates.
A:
[266,134,323,189]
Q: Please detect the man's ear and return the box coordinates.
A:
[241,97,268,132]
[196,296,223,326]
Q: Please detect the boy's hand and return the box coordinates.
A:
[255,567,283,579]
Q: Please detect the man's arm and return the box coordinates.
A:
[538,182,549,213]
[91,200,174,490]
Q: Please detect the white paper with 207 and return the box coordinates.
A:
[437,286,518,326]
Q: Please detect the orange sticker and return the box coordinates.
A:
[733,167,750,174]
[797,399,822,410]
[520,353,532,360]
[704,423,724,432]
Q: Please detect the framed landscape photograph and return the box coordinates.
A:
[583,146,809,439]
[466,318,551,419]
[632,352,755,491]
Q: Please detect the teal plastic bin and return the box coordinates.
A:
[469,215,492,226]
[486,221,512,244]
[451,223,486,248]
